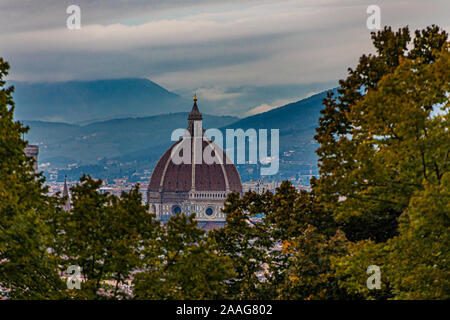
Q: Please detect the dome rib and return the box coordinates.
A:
[148,138,242,193]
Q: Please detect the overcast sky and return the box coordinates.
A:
[1,0,449,115]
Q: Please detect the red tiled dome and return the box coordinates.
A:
[148,139,242,193]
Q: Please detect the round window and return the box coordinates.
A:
[172,205,182,214]
[205,207,214,216]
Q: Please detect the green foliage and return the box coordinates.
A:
[133,213,235,299]
[387,174,450,299]
[51,175,157,299]
[210,182,345,299]
[280,227,351,300]
[0,58,64,299]
[316,26,449,299]
[211,25,449,300]
[210,192,273,299]
[333,175,450,300]
[314,26,449,242]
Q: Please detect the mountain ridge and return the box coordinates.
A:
[22,87,337,181]
[11,78,187,123]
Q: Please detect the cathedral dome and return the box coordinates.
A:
[147,97,242,229]
[148,139,242,193]
[148,98,242,194]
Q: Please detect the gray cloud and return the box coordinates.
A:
[1,0,449,116]
[0,0,263,33]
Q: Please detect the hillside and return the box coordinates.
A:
[24,113,238,167]
[221,89,336,180]
[11,78,187,123]
[227,91,330,133]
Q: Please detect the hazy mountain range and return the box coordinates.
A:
[11,78,185,123]
[10,78,336,123]
[13,78,335,181]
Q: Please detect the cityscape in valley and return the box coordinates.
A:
[27,93,318,230]
[20,79,327,206]
[1,0,449,304]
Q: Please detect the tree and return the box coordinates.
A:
[328,30,449,300]
[0,58,65,299]
[133,213,235,299]
[52,175,158,299]
[279,226,351,300]
[333,174,450,300]
[386,173,450,299]
[314,26,449,242]
[210,182,347,299]
[209,191,273,299]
